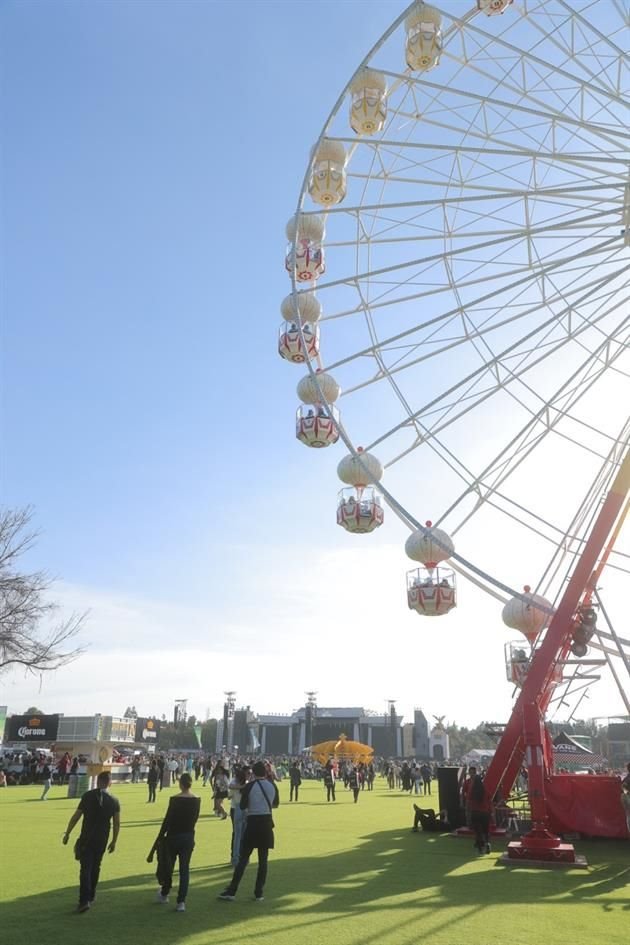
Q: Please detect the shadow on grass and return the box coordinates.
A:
[2,825,628,945]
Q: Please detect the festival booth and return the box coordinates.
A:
[310,733,374,765]
[552,730,605,772]
[51,715,136,793]
[3,711,162,792]
[545,774,628,839]
[545,731,625,838]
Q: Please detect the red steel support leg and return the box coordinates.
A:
[484,450,630,864]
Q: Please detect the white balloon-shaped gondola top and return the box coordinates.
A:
[478,0,513,13]
[502,585,553,645]
[297,370,340,405]
[285,213,325,243]
[337,448,383,487]
[308,139,347,207]
[280,292,322,325]
[405,3,443,72]
[279,292,322,363]
[405,521,454,568]
[349,69,387,136]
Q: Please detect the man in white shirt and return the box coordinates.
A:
[218,761,279,902]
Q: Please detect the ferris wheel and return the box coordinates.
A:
[279,0,630,723]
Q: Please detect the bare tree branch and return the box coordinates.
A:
[0,508,87,675]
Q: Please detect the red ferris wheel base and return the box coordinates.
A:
[483,450,630,867]
[501,843,588,869]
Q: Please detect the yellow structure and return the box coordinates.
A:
[310,733,374,765]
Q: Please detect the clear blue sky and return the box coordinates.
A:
[1,0,627,726]
[2,0,396,589]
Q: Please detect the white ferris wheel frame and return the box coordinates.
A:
[285,0,630,695]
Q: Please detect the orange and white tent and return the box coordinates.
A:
[310,733,374,765]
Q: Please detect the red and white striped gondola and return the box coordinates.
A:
[405,522,456,616]
[336,448,384,533]
[278,292,322,364]
[285,213,325,284]
[295,370,340,448]
[406,566,456,616]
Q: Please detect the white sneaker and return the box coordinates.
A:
[155,891,169,904]
[176,902,186,912]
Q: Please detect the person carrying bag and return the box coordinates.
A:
[147,772,200,913]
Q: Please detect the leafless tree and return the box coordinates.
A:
[0,508,86,674]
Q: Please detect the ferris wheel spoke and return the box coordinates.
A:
[317,234,622,324]
[343,136,629,165]
[378,68,628,149]
[371,265,625,379]
[363,294,629,456]
[315,212,620,299]
[541,0,629,75]
[446,5,626,102]
[324,244,625,378]
[316,180,621,218]
[433,340,630,535]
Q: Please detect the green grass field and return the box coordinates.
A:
[0,778,627,945]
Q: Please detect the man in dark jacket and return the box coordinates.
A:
[63,770,121,913]
[289,761,302,802]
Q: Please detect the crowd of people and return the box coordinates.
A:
[63,757,283,913]
[54,752,447,913]
[3,743,629,912]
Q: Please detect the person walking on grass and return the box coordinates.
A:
[62,770,120,913]
[148,772,201,913]
[40,762,52,800]
[469,774,492,854]
[324,763,336,802]
[348,766,360,803]
[212,763,230,819]
[228,765,250,867]
[218,760,279,903]
[289,761,302,802]
[147,760,158,803]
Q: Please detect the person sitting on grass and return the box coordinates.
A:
[412,804,451,832]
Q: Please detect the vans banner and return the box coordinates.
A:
[135,717,160,743]
[6,713,60,742]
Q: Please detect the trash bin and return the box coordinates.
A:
[77,773,90,795]
[67,774,78,799]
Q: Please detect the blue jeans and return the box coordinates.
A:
[161,833,195,903]
[231,808,247,866]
